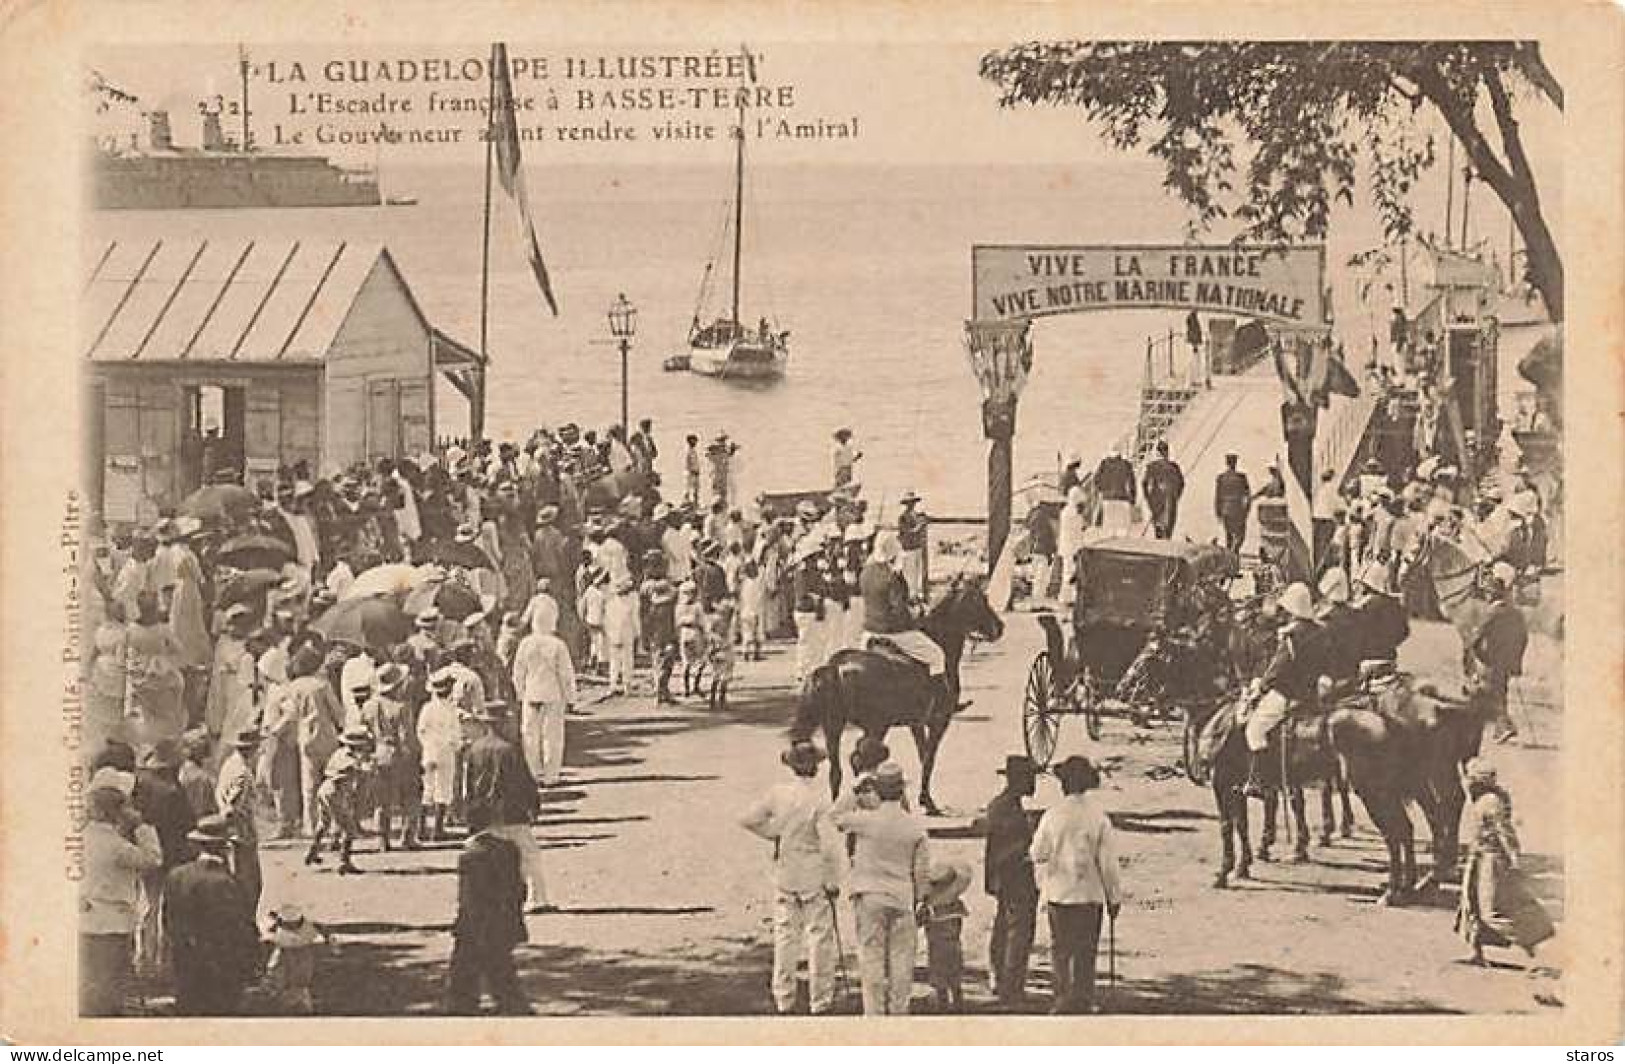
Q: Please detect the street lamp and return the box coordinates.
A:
[606,292,637,439]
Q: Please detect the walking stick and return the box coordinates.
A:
[1108,910,1117,998]
[826,892,852,1010]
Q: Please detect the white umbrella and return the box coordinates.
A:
[341,563,435,601]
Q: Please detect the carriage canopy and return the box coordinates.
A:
[1072,537,1231,631]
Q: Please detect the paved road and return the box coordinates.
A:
[233,580,1566,1017]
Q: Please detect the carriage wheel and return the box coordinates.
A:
[1182,707,1210,785]
[1080,667,1104,741]
[1023,651,1062,768]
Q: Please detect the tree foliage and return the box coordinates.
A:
[979,41,1564,321]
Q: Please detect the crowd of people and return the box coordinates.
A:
[78,414,954,1016]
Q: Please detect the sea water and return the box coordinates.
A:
[85,160,1339,516]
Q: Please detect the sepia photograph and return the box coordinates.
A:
[1,1,1621,1045]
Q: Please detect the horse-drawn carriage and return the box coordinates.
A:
[1023,536,1234,771]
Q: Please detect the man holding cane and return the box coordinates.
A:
[1031,755,1123,1015]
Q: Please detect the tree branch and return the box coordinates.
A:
[1484,66,1538,192]
[1512,42,1564,111]
[1410,63,1518,198]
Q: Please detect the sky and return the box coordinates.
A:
[87,39,1564,260]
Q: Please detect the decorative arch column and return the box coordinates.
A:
[965,317,1033,574]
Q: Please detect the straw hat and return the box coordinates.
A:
[924,861,972,908]
[1464,758,1497,789]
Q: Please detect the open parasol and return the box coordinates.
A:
[311,594,412,653]
[178,484,260,523]
[216,533,294,570]
[342,563,433,601]
[215,568,283,611]
[403,578,484,621]
[422,537,495,571]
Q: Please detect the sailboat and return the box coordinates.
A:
[682,68,789,381]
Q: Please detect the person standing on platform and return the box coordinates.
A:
[1142,440,1186,540]
[896,490,929,599]
[1030,755,1123,1015]
[1214,453,1253,556]
[1093,447,1137,533]
[983,755,1040,1010]
[1057,486,1088,606]
[683,434,702,508]
[739,741,846,1016]
[831,428,863,492]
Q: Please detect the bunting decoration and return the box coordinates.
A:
[489,43,559,316]
[965,318,1033,578]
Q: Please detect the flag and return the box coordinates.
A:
[489,43,558,316]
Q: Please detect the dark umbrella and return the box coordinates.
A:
[179,484,260,523]
[403,579,484,622]
[216,533,294,571]
[424,538,494,570]
[216,568,284,610]
[311,594,412,653]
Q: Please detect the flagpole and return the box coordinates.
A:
[475,47,496,442]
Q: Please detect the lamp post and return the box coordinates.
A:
[606,292,637,439]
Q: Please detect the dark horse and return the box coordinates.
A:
[791,574,1005,814]
[1200,696,1351,888]
[1201,675,1486,901]
[1328,678,1489,900]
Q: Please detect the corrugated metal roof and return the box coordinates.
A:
[83,237,393,363]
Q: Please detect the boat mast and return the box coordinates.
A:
[238,46,251,151]
[475,48,496,440]
[730,81,745,328]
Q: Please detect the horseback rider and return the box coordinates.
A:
[858,533,945,677]
[1242,581,1327,797]
[1350,559,1410,665]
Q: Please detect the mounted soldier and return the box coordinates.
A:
[1241,581,1328,797]
[858,533,945,679]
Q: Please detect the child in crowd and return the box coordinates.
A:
[706,595,738,711]
[918,862,971,1013]
[675,580,706,698]
[579,569,608,675]
[262,904,330,1014]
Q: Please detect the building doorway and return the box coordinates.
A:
[180,383,247,491]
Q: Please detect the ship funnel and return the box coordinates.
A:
[146,111,174,151]
[200,109,227,151]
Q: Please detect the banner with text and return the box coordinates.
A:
[972,244,1326,326]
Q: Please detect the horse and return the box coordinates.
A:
[1198,695,1350,888]
[791,573,1005,814]
[1402,532,1498,674]
[1328,676,1489,900]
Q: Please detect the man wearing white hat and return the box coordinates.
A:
[791,537,828,683]
[859,533,945,677]
[1243,582,1328,797]
[1057,485,1088,606]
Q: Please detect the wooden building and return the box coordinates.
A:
[83,236,483,525]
